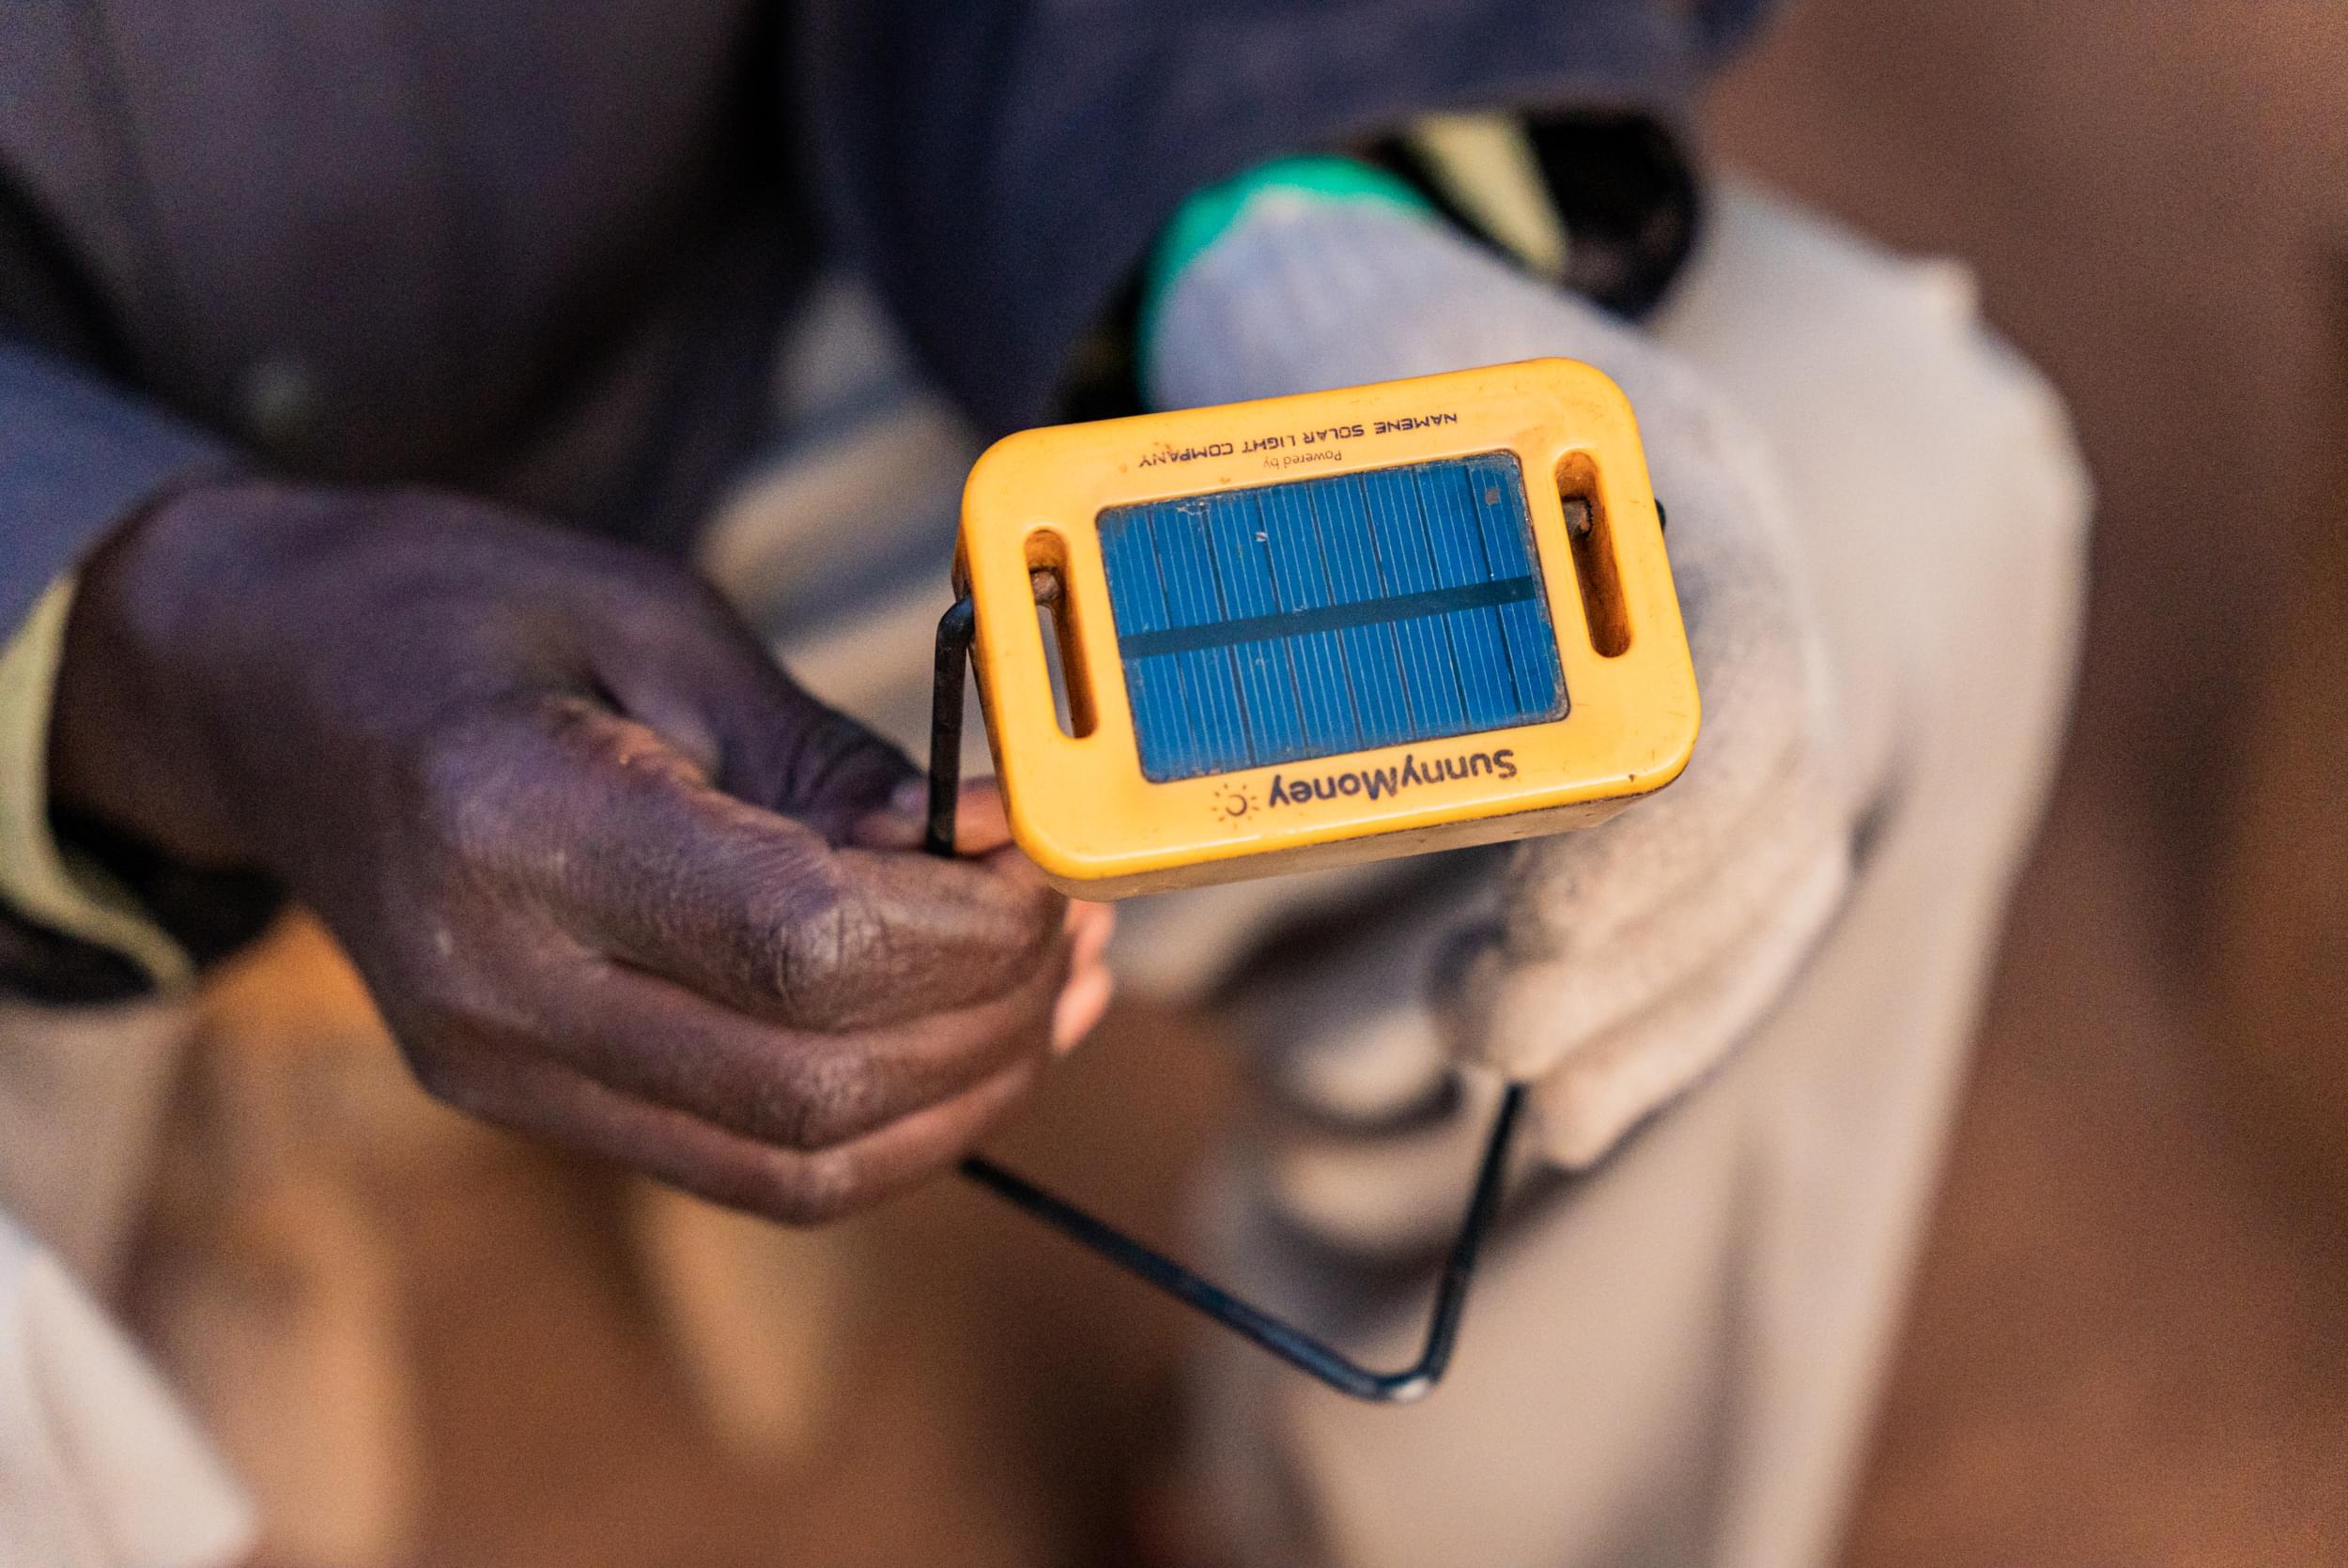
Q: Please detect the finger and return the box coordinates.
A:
[1052,963,1113,1053]
[430,1041,1045,1226]
[1045,900,1115,1052]
[803,842,1070,1025]
[945,782,1013,853]
[1067,899,1115,970]
[734,689,917,841]
[525,703,1069,1030]
[512,928,1069,1152]
[849,778,1015,855]
[595,594,918,838]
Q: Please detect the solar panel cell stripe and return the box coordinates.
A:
[1413,462,1522,730]
[1150,501,1254,774]
[1098,507,1201,779]
[1357,467,1470,735]
[1201,489,1307,767]
[1464,454,1567,720]
[1305,474,1419,749]
[1257,481,1361,758]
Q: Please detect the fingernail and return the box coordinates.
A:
[889,777,929,817]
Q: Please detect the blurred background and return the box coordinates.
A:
[139,1,2346,1563]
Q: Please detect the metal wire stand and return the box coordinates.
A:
[928,596,1524,1403]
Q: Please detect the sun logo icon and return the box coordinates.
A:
[1210,786,1260,824]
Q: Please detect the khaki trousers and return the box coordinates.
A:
[1191,183,2089,1568]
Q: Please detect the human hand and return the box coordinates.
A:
[52,481,1112,1220]
[1147,191,1850,1168]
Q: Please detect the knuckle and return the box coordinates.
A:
[944,869,1062,1000]
[765,876,884,1028]
[977,855,1064,948]
[978,885,1068,997]
[764,1047,881,1152]
[761,1151,864,1226]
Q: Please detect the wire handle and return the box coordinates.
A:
[928,596,1522,1403]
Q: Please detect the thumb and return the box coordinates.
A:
[603,605,920,843]
[672,615,925,845]
[735,678,919,841]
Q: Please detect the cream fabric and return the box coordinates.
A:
[0,1210,253,1568]
[0,994,198,1296]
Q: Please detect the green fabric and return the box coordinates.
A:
[1138,156,1438,393]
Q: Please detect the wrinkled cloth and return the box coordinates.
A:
[1146,194,1857,1168]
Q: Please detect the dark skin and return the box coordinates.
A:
[49,479,1114,1224]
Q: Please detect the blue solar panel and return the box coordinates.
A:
[1098,453,1568,783]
